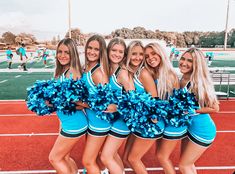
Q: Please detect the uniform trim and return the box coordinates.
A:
[109,130,129,138]
[163,132,187,140]
[87,128,109,136]
[111,75,122,89]
[91,63,100,74]
[134,76,144,90]
[187,132,212,147]
[60,129,86,138]
[87,71,96,87]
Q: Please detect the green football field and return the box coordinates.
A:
[0,56,235,100]
[0,72,53,100]
[0,58,55,69]
[0,71,234,100]
[172,59,235,68]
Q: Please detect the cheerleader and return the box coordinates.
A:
[100,38,134,174]
[123,41,164,174]
[48,38,88,174]
[144,43,180,174]
[178,47,219,174]
[80,35,110,174]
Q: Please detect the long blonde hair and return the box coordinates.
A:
[125,40,144,75]
[54,38,82,79]
[144,42,179,99]
[84,34,109,76]
[181,47,219,107]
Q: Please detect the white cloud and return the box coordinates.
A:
[0,0,235,41]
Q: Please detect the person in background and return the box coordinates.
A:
[6,46,13,69]
[178,47,219,174]
[18,43,28,71]
[43,48,49,67]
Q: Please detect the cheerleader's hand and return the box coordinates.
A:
[183,107,198,116]
[151,118,158,124]
[103,104,117,113]
[75,105,84,110]
[75,101,89,108]
[45,100,53,107]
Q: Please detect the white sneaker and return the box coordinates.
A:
[100,168,109,174]
[18,65,22,70]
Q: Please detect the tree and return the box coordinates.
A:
[51,36,57,45]
[2,31,16,45]
[228,28,235,47]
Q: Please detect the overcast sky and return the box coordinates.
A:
[0,0,235,41]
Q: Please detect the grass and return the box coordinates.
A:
[0,72,234,100]
[0,72,53,100]
[215,85,235,98]
[0,59,55,69]
[172,59,235,68]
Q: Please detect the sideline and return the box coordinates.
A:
[0,166,235,174]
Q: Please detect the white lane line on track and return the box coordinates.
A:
[0,133,58,137]
[0,100,25,102]
[217,130,235,133]
[14,75,21,78]
[0,114,56,116]
[0,131,235,137]
[0,80,8,83]
[1,112,235,117]
[0,166,235,173]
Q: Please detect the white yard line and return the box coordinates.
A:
[0,130,234,137]
[0,114,56,116]
[14,75,21,78]
[0,166,235,173]
[0,133,58,137]
[0,80,8,83]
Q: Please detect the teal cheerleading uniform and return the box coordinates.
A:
[82,63,111,136]
[186,83,216,147]
[187,113,216,147]
[109,66,130,138]
[56,70,88,138]
[133,71,165,139]
[162,81,189,140]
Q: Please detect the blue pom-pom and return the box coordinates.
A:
[118,90,168,138]
[87,83,118,122]
[52,78,88,115]
[27,79,56,115]
[165,88,199,127]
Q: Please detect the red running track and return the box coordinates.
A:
[0,100,235,174]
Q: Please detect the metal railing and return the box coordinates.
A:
[212,71,231,99]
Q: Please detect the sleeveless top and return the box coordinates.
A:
[133,67,145,93]
[82,63,100,89]
[109,66,122,99]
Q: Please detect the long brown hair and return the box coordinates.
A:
[54,38,82,79]
[84,34,109,76]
